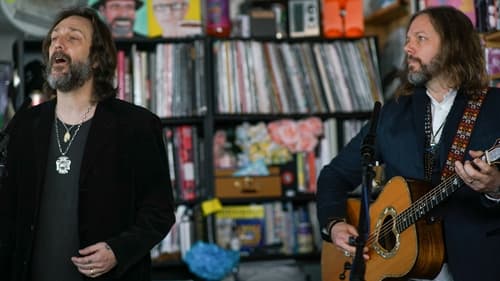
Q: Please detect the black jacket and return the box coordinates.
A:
[0,97,176,281]
[317,88,500,281]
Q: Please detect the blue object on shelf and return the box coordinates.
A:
[183,241,240,281]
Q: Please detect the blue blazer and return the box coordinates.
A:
[316,87,500,281]
[0,97,176,281]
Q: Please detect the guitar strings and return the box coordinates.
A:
[365,151,497,248]
[396,152,494,232]
[365,175,460,247]
[366,175,457,245]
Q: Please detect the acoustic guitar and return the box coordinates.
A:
[321,139,500,281]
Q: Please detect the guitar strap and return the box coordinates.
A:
[439,89,488,181]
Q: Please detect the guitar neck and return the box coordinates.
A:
[396,175,464,233]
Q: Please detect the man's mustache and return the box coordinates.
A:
[49,51,72,67]
[407,55,422,65]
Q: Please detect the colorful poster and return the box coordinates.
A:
[147,0,203,38]
[88,0,148,38]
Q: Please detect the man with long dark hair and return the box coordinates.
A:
[317,6,500,281]
[0,6,175,281]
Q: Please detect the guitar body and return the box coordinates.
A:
[321,176,445,281]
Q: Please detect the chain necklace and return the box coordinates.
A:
[59,120,76,143]
[54,106,92,174]
[430,118,446,148]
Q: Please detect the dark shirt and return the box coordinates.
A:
[31,118,92,281]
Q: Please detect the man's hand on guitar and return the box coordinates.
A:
[330,221,370,260]
[454,150,500,198]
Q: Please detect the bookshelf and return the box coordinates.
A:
[208,35,381,268]
[14,31,381,280]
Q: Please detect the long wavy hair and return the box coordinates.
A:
[396,6,489,97]
[42,6,117,101]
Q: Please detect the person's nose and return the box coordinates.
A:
[404,38,415,56]
[51,38,65,52]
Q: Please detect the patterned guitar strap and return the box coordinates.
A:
[424,89,488,182]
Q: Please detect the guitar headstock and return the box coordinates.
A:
[485,138,500,167]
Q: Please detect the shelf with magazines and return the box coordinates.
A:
[209,36,382,117]
[206,34,383,263]
[212,195,323,260]
[113,38,207,118]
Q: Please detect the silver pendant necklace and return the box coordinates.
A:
[55,106,92,174]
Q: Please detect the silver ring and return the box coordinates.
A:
[90,268,94,275]
[344,250,351,257]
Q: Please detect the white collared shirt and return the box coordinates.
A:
[426,89,457,143]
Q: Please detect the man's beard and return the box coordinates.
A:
[407,55,441,86]
[47,53,93,92]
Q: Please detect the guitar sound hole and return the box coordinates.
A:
[378,215,396,251]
